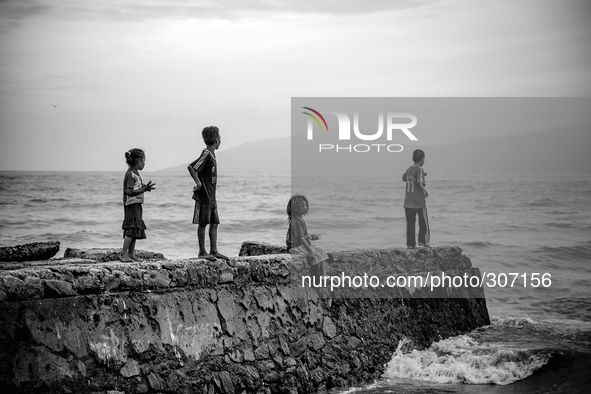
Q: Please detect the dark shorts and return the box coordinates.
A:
[193,201,220,226]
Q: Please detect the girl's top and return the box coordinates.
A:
[123,169,144,205]
[286,216,308,249]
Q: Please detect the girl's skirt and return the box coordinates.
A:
[289,244,328,266]
[122,203,147,239]
[290,243,329,278]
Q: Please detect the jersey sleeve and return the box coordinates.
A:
[418,167,425,186]
[190,151,209,173]
[405,167,416,183]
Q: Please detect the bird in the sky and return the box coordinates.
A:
[52,104,58,108]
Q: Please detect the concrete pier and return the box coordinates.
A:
[0,243,489,393]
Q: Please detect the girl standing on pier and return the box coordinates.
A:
[121,148,155,262]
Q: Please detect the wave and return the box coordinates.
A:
[461,241,501,248]
[152,202,195,209]
[530,298,591,327]
[25,197,69,203]
[545,222,576,229]
[522,198,558,207]
[18,230,109,244]
[547,210,577,215]
[223,219,285,231]
[492,316,538,328]
[491,314,591,344]
[533,242,591,261]
[371,216,397,222]
[383,336,550,385]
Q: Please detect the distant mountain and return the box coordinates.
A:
[158,123,591,174]
[425,122,591,174]
[158,135,290,173]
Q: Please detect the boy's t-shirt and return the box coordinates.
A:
[403,164,426,209]
[190,149,217,204]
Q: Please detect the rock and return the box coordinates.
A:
[148,372,165,391]
[213,371,235,394]
[44,279,75,297]
[2,275,44,300]
[254,344,270,360]
[322,316,337,339]
[219,270,234,283]
[239,241,311,273]
[120,359,140,377]
[63,248,165,262]
[308,333,326,351]
[0,241,60,262]
[239,241,288,256]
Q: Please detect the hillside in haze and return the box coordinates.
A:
[415,122,591,174]
[159,136,291,173]
[159,123,591,174]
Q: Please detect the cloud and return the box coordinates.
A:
[0,0,48,19]
[106,0,436,21]
[0,0,437,26]
[0,0,49,31]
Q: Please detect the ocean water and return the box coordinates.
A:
[1,171,590,393]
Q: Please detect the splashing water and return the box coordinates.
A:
[383,336,550,385]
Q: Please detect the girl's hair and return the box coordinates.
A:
[287,194,309,219]
[125,148,145,167]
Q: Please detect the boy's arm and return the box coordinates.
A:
[416,168,428,197]
[187,156,205,190]
[416,181,428,197]
[187,165,202,190]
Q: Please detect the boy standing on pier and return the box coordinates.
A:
[402,149,430,249]
[188,126,228,260]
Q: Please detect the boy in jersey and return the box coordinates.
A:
[402,149,430,249]
[188,126,228,260]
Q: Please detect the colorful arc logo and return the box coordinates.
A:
[302,107,329,131]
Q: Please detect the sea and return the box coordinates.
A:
[1,171,590,393]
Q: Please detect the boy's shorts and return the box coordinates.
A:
[192,202,220,226]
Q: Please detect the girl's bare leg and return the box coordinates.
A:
[121,236,134,262]
[129,238,140,261]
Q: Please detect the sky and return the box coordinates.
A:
[1,0,590,171]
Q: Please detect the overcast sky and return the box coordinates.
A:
[1,0,590,171]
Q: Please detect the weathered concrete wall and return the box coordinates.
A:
[63,248,166,263]
[0,244,489,393]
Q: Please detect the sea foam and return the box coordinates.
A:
[383,336,550,385]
